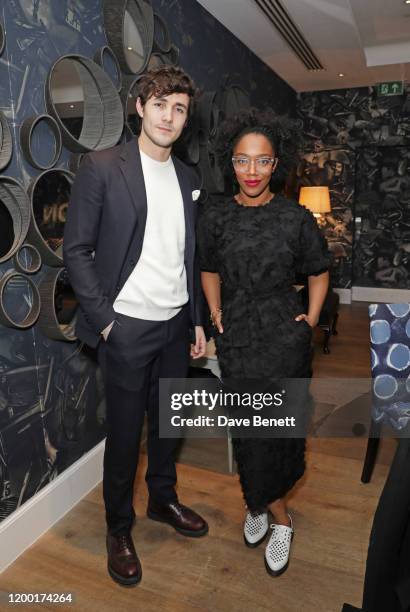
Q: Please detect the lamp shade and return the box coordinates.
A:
[299,186,331,214]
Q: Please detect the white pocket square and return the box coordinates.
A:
[192,189,201,201]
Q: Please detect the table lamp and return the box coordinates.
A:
[299,186,331,226]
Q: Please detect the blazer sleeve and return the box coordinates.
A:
[185,166,205,328]
[193,248,205,327]
[63,154,116,334]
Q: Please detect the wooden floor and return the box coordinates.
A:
[0,303,395,612]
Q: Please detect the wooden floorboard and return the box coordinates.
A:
[0,302,392,612]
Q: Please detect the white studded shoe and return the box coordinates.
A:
[243,510,269,548]
[264,515,294,576]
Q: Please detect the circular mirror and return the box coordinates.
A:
[197,91,220,145]
[45,55,124,153]
[0,202,14,261]
[0,177,30,263]
[0,271,41,329]
[147,52,168,70]
[0,22,5,56]
[0,111,13,171]
[167,44,180,66]
[173,118,200,166]
[93,46,122,92]
[124,3,146,73]
[20,114,62,170]
[120,75,144,135]
[38,268,77,341]
[153,13,171,54]
[27,169,74,266]
[104,0,154,75]
[13,244,42,275]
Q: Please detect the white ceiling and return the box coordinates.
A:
[196,0,410,92]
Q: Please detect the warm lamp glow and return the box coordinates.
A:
[299,186,331,214]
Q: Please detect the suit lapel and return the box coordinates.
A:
[119,139,148,226]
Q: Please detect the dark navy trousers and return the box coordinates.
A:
[98,305,190,535]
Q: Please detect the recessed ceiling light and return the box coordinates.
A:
[405,0,410,5]
[338,72,345,77]
[69,104,75,108]
[127,46,133,50]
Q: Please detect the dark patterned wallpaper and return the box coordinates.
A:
[0,0,108,525]
[0,0,295,525]
[298,86,410,290]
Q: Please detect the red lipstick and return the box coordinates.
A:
[244,180,261,186]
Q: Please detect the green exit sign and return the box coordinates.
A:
[377,81,404,96]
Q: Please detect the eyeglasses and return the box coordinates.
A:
[232,156,277,172]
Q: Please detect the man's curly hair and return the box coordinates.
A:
[137,66,198,117]
[216,108,304,192]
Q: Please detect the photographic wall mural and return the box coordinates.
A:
[354,145,410,288]
[297,86,410,289]
[0,0,296,525]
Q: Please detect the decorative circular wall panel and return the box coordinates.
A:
[167,44,180,65]
[0,22,5,56]
[27,169,74,266]
[93,45,122,92]
[147,52,168,70]
[45,55,124,153]
[37,267,77,341]
[20,114,62,170]
[103,0,154,75]
[0,111,13,171]
[13,243,42,275]
[197,91,220,145]
[0,199,14,261]
[152,13,171,54]
[0,271,41,329]
[120,74,144,135]
[0,177,30,263]
[173,118,201,166]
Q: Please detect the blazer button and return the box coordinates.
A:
[130,259,135,266]
[116,284,120,291]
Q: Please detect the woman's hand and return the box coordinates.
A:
[210,308,223,334]
[294,313,317,328]
[190,326,207,359]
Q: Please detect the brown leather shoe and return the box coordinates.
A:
[106,532,142,586]
[147,500,208,537]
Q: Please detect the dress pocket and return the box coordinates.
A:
[300,318,313,331]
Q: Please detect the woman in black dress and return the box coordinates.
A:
[197,110,329,577]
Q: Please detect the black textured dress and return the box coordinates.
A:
[197,194,330,511]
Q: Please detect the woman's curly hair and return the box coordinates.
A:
[216,108,304,193]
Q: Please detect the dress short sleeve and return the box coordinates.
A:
[298,207,331,276]
[197,204,218,273]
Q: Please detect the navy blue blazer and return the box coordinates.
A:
[63,138,204,348]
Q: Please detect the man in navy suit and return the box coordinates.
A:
[64,66,207,587]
